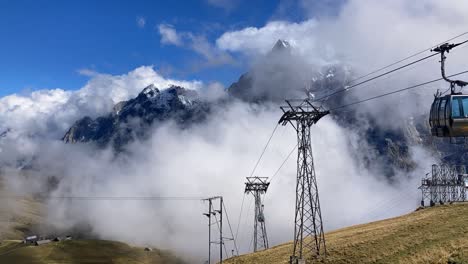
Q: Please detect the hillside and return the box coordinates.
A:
[0,239,185,264]
[0,179,43,240]
[0,180,186,264]
[225,203,468,264]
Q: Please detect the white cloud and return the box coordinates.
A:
[217,20,317,55]
[0,99,429,261]
[187,34,234,66]
[2,1,466,261]
[136,16,146,28]
[158,24,183,46]
[157,24,234,68]
[0,66,203,140]
[216,0,468,129]
[216,0,468,67]
[206,0,239,11]
[77,68,98,77]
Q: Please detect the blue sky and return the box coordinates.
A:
[0,0,297,97]
[0,0,348,97]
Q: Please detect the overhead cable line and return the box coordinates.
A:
[317,49,437,104]
[213,214,230,257]
[235,122,279,247]
[248,123,279,178]
[234,193,246,244]
[222,201,239,256]
[313,52,440,102]
[0,195,206,201]
[287,34,468,104]
[269,143,298,183]
[318,38,468,102]
[329,70,468,112]
[348,31,468,84]
[239,199,254,253]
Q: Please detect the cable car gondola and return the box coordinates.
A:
[429,94,468,137]
[428,42,468,138]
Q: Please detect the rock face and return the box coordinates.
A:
[227,39,466,173]
[228,40,314,102]
[63,39,465,172]
[228,39,352,105]
[63,85,210,150]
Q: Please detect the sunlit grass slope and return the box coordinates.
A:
[0,239,186,264]
[0,178,186,264]
[226,203,468,264]
[0,178,43,240]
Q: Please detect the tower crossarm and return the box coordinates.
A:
[245,177,270,194]
[279,99,329,129]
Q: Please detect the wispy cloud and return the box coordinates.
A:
[205,0,240,12]
[136,16,146,28]
[77,68,99,77]
[157,24,234,69]
[158,24,183,46]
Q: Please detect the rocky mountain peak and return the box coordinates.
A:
[140,84,160,98]
[272,39,291,53]
[63,85,210,150]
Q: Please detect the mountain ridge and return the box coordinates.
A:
[62,85,210,150]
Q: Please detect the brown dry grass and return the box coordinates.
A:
[0,178,43,240]
[225,203,468,264]
[0,239,186,264]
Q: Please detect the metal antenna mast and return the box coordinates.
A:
[203,196,237,264]
[244,176,270,252]
[279,99,329,264]
[204,196,223,264]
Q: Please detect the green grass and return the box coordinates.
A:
[225,203,468,264]
[0,239,186,264]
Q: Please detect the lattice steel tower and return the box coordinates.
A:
[279,99,329,263]
[419,164,467,207]
[245,177,270,252]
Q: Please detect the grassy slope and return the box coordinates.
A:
[0,178,43,240]
[0,179,185,264]
[226,203,468,264]
[0,239,185,264]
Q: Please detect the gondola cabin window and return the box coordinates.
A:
[452,97,462,118]
[462,97,468,117]
[439,98,447,125]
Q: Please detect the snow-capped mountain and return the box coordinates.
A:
[271,39,292,53]
[228,39,352,104]
[63,85,210,150]
[62,39,465,172]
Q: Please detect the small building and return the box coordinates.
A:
[35,239,52,246]
[23,235,38,244]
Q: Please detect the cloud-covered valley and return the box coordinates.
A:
[1,0,468,262]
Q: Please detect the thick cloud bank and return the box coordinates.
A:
[2,0,467,262]
[0,69,433,262]
[0,66,201,139]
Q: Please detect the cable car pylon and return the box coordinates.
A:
[279,99,329,263]
[244,176,270,252]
